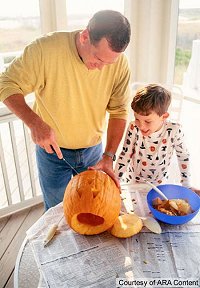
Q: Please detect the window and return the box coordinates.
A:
[174,0,200,96]
[173,0,200,188]
[0,0,41,70]
[66,0,124,30]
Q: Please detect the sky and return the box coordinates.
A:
[179,0,200,9]
[0,0,199,18]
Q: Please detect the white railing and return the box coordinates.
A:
[0,104,42,217]
[0,51,22,72]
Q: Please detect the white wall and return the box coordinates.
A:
[124,0,179,86]
[39,0,67,33]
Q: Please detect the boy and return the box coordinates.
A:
[115,84,200,194]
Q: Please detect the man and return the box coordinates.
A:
[0,10,131,210]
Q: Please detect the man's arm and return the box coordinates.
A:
[104,118,126,157]
[89,118,126,187]
[3,94,62,158]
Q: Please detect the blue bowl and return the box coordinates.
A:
[147,184,200,225]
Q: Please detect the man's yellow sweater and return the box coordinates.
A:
[0,31,131,149]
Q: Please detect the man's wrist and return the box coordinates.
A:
[103,151,116,161]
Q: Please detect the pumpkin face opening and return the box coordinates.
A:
[77,213,104,226]
[63,170,121,235]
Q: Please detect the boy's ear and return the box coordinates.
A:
[162,112,169,120]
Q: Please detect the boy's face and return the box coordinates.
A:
[134,111,169,136]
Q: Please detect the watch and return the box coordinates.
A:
[103,151,116,161]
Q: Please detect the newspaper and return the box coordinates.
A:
[31,231,133,288]
[26,184,200,287]
[126,230,200,278]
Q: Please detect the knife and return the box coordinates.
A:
[50,145,79,175]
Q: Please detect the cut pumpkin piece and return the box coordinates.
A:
[110,214,143,238]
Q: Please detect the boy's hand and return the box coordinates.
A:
[190,187,200,196]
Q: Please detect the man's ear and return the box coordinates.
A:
[162,112,169,120]
[79,29,90,44]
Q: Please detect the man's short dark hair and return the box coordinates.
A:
[131,84,172,116]
[87,10,131,52]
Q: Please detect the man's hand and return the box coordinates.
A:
[88,156,120,188]
[30,117,63,159]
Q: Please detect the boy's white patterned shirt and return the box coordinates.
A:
[115,121,191,187]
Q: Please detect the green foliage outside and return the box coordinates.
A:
[175,48,191,66]
[174,48,192,84]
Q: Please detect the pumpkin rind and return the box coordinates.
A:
[110,214,143,238]
[63,170,121,235]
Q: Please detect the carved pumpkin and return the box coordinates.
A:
[63,170,121,235]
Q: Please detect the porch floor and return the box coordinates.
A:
[0,203,44,288]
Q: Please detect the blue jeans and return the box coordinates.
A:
[36,143,102,210]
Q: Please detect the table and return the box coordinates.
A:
[14,237,41,288]
[14,184,200,288]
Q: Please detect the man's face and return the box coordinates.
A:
[134,111,168,136]
[79,30,121,70]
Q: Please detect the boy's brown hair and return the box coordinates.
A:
[131,84,171,116]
